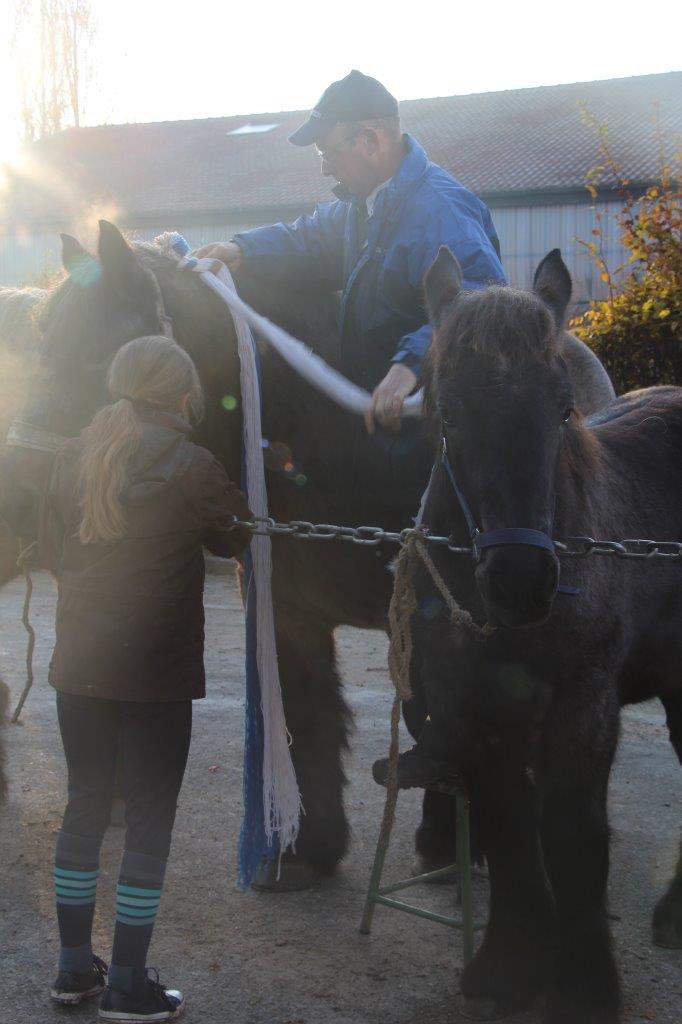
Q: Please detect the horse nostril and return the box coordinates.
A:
[481,550,559,612]
[484,565,515,604]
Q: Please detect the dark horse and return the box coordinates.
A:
[409,246,682,1022]
[0,222,615,882]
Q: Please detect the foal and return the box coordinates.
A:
[408,247,682,1023]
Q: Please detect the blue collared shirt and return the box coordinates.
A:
[234,135,506,388]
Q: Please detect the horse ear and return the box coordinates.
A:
[60,233,87,272]
[97,220,146,293]
[424,246,462,326]
[533,249,572,330]
[60,233,101,285]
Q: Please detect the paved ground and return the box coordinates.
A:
[0,566,680,1024]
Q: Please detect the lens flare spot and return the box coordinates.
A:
[497,665,536,701]
[221,395,238,412]
[283,461,294,473]
[419,595,443,621]
[69,253,102,288]
[295,473,308,487]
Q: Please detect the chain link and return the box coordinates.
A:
[227,517,682,562]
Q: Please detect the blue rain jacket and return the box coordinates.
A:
[234,135,506,389]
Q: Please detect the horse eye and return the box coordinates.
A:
[562,407,574,423]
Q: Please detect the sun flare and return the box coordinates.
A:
[0,124,23,169]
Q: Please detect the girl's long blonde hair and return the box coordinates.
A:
[78,335,204,544]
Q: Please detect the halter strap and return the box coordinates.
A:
[442,436,558,559]
[440,436,579,596]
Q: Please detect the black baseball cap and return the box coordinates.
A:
[288,70,399,147]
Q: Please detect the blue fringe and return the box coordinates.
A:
[236,334,277,891]
[236,549,277,890]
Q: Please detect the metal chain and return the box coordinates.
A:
[229,516,682,561]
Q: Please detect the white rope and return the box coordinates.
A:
[155,234,302,856]
[222,263,302,853]
[153,231,426,862]
[183,257,423,420]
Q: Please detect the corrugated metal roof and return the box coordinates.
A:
[2,71,680,226]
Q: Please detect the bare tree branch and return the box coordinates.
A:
[12,0,96,141]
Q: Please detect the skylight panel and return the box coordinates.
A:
[226,123,279,136]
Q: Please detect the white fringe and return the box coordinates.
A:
[212,264,302,852]
[153,233,426,858]
[155,233,302,854]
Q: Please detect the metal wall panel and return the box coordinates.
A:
[0,228,64,288]
[491,200,629,309]
[1,201,629,310]
[0,223,265,286]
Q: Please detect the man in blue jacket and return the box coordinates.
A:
[198,70,506,432]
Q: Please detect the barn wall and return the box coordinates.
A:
[0,228,66,288]
[491,199,628,308]
[1,201,628,306]
[0,222,261,288]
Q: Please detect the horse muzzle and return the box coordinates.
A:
[476,545,560,627]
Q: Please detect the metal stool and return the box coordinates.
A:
[359,780,485,965]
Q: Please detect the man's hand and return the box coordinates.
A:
[364,363,418,434]
[194,241,243,272]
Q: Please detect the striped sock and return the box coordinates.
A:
[108,850,166,994]
[54,830,101,974]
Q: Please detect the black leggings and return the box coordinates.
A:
[57,692,192,861]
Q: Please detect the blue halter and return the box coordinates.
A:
[440,436,580,596]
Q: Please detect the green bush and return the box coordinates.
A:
[570,110,681,394]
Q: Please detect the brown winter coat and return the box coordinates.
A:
[43,410,251,702]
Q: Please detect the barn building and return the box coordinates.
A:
[1,70,680,308]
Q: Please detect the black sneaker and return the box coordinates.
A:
[99,968,185,1022]
[50,954,108,1005]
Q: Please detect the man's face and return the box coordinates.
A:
[315,123,379,198]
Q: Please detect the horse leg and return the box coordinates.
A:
[652,692,682,948]
[541,692,621,1024]
[460,755,555,1016]
[0,674,8,798]
[403,614,484,874]
[253,612,350,891]
[0,518,20,588]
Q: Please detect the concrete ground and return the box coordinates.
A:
[0,566,680,1024]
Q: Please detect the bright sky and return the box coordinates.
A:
[0,0,680,158]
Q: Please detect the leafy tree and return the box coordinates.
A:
[570,108,682,393]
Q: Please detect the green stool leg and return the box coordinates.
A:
[359,795,396,934]
[456,792,475,965]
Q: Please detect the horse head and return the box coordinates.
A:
[0,221,242,555]
[423,246,581,628]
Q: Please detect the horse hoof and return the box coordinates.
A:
[459,996,509,1020]
[411,856,457,884]
[652,920,682,949]
[652,884,682,949]
[250,858,322,892]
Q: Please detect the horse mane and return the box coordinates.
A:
[421,286,559,436]
[561,414,602,481]
[436,286,557,368]
[593,387,682,462]
[0,287,48,441]
[0,287,45,351]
